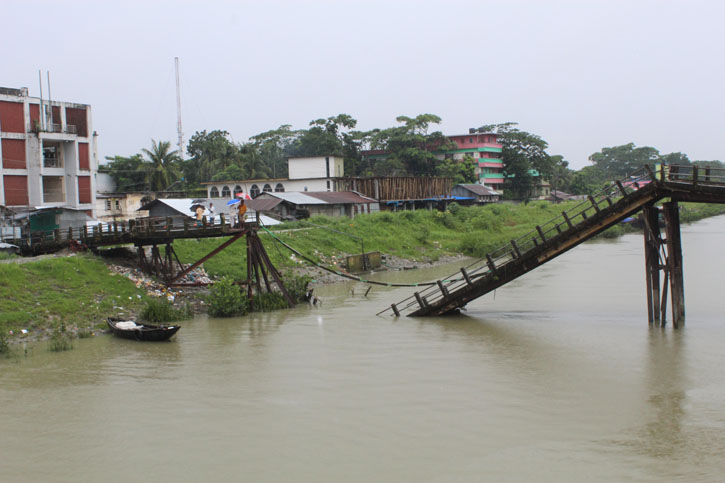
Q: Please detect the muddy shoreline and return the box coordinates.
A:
[2,252,467,346]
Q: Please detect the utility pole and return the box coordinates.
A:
[175,57,184,160]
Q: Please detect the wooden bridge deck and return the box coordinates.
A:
[7,213,254,255]
[381,164,725,318]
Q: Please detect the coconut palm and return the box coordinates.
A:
[142,139,181,191]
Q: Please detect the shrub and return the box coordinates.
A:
[399,211,416,221]
[48,323,74,352]
[458,233,487,258]
[415,225,431,245]
[252,292,288,312]
[472,212,502,231]
[282,274,312,304]
[140,298,191,323]
[207,276,248,317]
[448,202,462,215]
[378,212,394,223]
[0,325,9,354]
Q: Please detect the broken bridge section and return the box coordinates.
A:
[380,164,725,328]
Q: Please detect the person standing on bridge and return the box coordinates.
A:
[208,202,215,225]
[237,198,247,227]
[195,205,205,227]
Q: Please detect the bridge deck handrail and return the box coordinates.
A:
[381,163,723,316]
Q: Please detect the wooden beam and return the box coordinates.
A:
[642,205,661,326]
[167,231,246,284]
[663,201,685,328]
[588,195,601,213]
[562,211,574,230]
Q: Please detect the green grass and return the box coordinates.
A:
[0,254,148,333]
[173,201,725,280]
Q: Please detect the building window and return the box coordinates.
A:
[469,137,473,143]
[263,184,272,193]
[115,200,120,210]
[250,184,260,197]
[275,183,284,192]
[210,186,219,198]
[42,176,65,203]
[105,199,111,210]
[43,144,63,168]
[234,185,242,195]
[221,186,231,198]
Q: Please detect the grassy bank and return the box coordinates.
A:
[3,200,725,344]
[173,201,725,280]
[0,254,148,336]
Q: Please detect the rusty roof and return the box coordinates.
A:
[303,191,377,204]
[246,198,282,211]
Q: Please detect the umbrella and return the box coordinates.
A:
[227,199,241,206]
[189,204,205,212]
[236,192,251,200]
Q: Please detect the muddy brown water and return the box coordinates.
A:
[3,216,725,482]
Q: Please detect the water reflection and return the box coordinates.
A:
[638,328,688,458]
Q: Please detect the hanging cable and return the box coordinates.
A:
[258,226,465,288]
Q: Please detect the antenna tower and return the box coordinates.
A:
[175,57,184,160]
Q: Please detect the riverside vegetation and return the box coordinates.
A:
[2,201,724,350]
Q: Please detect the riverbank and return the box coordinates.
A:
[2,201,725,347]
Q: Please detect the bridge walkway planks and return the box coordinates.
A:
[382,164,725,317]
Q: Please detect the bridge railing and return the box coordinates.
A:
[2,212,256,253]
[382,166,656,315]
[665,164,725,185]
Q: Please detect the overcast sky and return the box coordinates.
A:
[4,0,723,169]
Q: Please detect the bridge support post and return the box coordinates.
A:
[663,202,685,328]
[643,205,662,326]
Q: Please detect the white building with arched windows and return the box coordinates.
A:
[203,155,344,200]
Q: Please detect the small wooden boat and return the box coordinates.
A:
[107,318,180,341]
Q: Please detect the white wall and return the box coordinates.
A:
[288,156,344,180]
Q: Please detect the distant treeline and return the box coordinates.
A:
[101,115,721,200]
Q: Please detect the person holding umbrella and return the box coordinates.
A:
[195,204,205,227]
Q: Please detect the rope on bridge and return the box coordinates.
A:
[259,226,467,288]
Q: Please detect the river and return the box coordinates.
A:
[3,216,725,482]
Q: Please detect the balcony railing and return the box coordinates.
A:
[28,122,78,134]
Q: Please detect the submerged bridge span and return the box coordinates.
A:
[380,164,725,328]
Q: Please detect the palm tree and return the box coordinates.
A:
[142,140,181,191]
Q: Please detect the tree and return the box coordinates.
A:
[142,139,181,191]
[102,154,148,192]
[183,130,240,185]
[661,152,691,166]
[250,124,299,178]
[436,156,477,185]
[548,154,573,197]
[569,165,607,195]
[588,143,660,178]
[477,122,552,199]
[370,114,453,176]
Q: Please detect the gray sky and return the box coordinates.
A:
[4,0,723,169]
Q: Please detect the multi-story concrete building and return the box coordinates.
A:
[445,130,504,189]
[361,129,504,191]
[0,87,98,215]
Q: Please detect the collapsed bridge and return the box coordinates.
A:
[379,164,725,328]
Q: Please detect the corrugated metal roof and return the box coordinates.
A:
[455,184,501,196]
[258,192,328,205]
[304,191,377,204]
[246,198,282,211]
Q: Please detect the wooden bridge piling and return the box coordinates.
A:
[663,201,685,328]
[643,205,662,326]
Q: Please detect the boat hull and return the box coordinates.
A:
[107,318,180,342]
